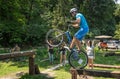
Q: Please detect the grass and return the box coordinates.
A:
[0,47,120,79]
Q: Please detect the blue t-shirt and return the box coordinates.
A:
[76,13,89,29]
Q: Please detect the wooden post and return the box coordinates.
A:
[29,55,35,75]
[70,68,77,79]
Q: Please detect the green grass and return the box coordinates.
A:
[0,60,28,77]
[20,73,53,79]
[0,47,120,79]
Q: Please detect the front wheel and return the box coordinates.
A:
[46,29,64,47]
[68,50,88,69]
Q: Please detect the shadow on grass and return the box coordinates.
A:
[20,73,55,79]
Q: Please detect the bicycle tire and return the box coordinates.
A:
[46,29,64,47]
[68,50,88,69]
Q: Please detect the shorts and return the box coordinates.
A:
[74,27,89,41]
[60,51,66,55]
[88,56,94,59]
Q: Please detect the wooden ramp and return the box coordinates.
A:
[70,68,120,79]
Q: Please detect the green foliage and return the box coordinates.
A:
[0,0,119,47]
[114,4,120,39]
[20,73,53,79]
[114,22,120,39]
[114,4,120,23]
[83,0,116,37]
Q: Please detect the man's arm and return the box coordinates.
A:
[71,18,80,28]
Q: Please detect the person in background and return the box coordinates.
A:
[11,44,20,52]
[11,44,21,61]
[86,40,95,69]
[59,43,67,66]
[48,40,54,64]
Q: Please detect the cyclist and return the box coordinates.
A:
[68,8,89,51]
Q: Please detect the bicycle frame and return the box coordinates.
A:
[63,24,73,44]
[65,31,72,44]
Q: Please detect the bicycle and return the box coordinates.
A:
[46,23,88,69]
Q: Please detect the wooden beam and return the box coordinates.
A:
[70,68,120,79]
[0,50,35,60]
[77,69,120,78]
[93,64,120,69]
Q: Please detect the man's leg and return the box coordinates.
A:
[70,37,81,50]
[75,39,81,50]
[70,37,77,49]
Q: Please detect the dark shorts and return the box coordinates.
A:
[49,49,53,54]
[60,51,66,55]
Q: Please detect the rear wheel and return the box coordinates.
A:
[46,29,64,47]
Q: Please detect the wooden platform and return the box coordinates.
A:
[70,68,120,79]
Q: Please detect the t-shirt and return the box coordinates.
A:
[86,46,94,56]
[76,13,89,29]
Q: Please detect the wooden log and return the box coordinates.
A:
[93,64,120,69]
[70,68,77,79]
[77,69,120,78]
[0,50,35,60]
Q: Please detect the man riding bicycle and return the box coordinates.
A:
[69,8,89,51]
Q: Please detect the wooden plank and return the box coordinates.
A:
[76,69,120,78]
[93,64,120,69]
[0,50,35,60]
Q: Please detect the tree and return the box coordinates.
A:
[114,4,120,39]
[0,0,26,46]
[83,0,116,37]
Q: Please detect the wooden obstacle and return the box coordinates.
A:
[70,68,120,79]
[93,64,120,69]
[0,50,40,75]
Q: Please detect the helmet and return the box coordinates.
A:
[70,8,77,13]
